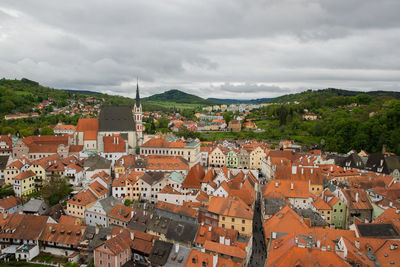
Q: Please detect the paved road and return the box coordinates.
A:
[248,191,267,267]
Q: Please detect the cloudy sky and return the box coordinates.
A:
[1,0,400,99]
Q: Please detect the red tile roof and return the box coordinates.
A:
[204,240,246,259]
[182,163,204,189]
[75,118,98,140]
[39,223,86,245]
[208,196,253,220]
[0,196,22,210]
[103,135,126,153]
[67,189,98,206]
[14,170,35,180]
[108,204,135,223]
[142,138,187,148]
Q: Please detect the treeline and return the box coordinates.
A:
[249,93,400,154]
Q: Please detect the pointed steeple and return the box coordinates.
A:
[135,77,141,107]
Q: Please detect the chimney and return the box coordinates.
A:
[330,166,333,172]
[212,254,218,267]
[301,168,304,175]
[311,169,313,174]
[131,211,135,218]
[130,231,135,240]
[95,227,99,234]
[355,240,360,249]
[113,137,116,144]
[382,144,386,154]
[219,236,225,245]
[175,244,180,253]
[290,183,294,190]
[208,226,212,232]
[225,238,230,245]
[275,182,279,188]
[292,166,297,175]
[117,136,119,144]
[317,240,321,248]
[355,193,359,202]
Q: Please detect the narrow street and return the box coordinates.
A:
[248,191,267,267]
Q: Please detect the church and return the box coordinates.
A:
[73,82,143,154]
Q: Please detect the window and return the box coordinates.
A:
[222,217,225,221]
[242,227,245,232]
[242,220,245,224]
[222,224,225,228]
[231,225,234,230]
[232,218,235,222]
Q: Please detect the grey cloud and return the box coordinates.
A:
[0,0,399,99]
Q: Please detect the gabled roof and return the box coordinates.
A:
[67,189,98,206]
[0,196,22,210]
[182,163,204,189]
[39,223,86,245]
[14,170,35,180]
[96,230,134,255]
[0,214,48,241]
[208,196,253,220]
[204,240,246,259]
[342,189,372,210]
[103,135,126,153]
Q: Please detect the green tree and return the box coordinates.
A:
[41,175,72,205]
[223,112,232,125]
[40,126,54,135]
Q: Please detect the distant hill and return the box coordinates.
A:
[143,89,218,106]
[268,88,400,103]
[207,97,272,105]
[64,89,101,95]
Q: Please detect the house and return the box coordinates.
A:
[140,138,200,167]
[64,163,85,186]
[226,150,238,168]
[135,172,167,204]
[228,120,241,132]
[0,214,48,252]
[327,196,347,229]
[107,204,135,227]
[0,196,22,214]
[185,249,241,267]
[94,230,134,267]
[13,170,36,197]
[39,223,87,258]
[263,180,314,210]
[302,113,318,120]
[249,146,266,170]
[53,121,76,135]
[82,155,111,186]
[340,189,373,227]
[21,199,48,216]
[66,189,98,219]
[207,196,253,236]
[0,135,13,156]
[208,146,226,168]
[4,158,30,185]
[85,197,122,227]
[156,201,197,224]
[13,135,71,160]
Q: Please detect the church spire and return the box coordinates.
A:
[135,77,141,107]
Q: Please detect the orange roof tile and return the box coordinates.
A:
[204,240,246,259]
[0,196,22,210]
[182,163,204,189]
[103,135,126,153]
[107,204,135,223]
[312,197,332,211]
[67,189,98,206]
[208,196,253,220]
[14,170,35,180]
[142,138,186,148]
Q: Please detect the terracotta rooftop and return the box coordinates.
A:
[39,223,86,245]
[182,163,204,189]
[208,196,253,220]
[67,189,98,206]
[14,170,35,180]
[0,196,22,210]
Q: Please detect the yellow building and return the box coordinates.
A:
[312,197,333,224]
[66,189,98,218]
[13,170,36,197]
[208,196,253,236]
[249,146,266,170]
[208,146,226,168]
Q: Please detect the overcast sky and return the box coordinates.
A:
[1,0,400,99]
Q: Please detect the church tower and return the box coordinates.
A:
[134,79,143,141]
